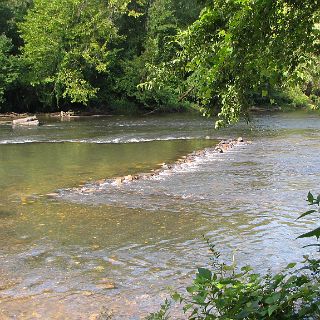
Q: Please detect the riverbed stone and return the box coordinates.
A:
[124,175,133,181]
[75,137,251,191]
[115,177,124,186]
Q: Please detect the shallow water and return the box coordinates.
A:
[0,112,319,319]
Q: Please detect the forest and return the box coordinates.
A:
[0,0,319,126]
[0,1,320,319]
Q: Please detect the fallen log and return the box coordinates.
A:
[12,116,39,126]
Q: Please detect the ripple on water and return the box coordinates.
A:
[0,113,320,318]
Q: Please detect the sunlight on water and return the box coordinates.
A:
[0,112,319,319]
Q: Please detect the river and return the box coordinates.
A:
[0,112,319,319]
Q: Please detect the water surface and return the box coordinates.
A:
[0,112,319,319]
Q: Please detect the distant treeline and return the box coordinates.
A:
[0,0,319,122]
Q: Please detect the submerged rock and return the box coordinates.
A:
[96,278,116,290]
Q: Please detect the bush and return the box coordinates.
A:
[150,193,320,319]
[173,256,319,319]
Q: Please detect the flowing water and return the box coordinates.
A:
[0,112,319,319]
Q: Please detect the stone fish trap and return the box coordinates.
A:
[57,137,252,196]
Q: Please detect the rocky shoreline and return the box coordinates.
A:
[0,112,113,124]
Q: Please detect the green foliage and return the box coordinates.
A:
[174,259,319,319]
[0,0,32,49]
[171,0,203,28]
[145,299,171,320]
[271,86,312,111]
[114,0,183,111]
[0,0,318,114]
[146,0,320,127]
[297,192,320,243]
[150,194,320,319]
[0,34,19,106]
[19,0,128,108]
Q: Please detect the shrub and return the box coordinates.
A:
[150,193,320,319]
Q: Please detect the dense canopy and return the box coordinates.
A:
[0,0,319,122]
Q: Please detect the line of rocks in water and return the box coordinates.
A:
[77,137,252,192]
[45,137,251,198]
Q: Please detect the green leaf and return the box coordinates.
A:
[307,191,314,204]
[241,265,253,272]
[183,304,193,312]
[265,292,281,304]
[302,244,320,248]
[197,268,212,280]
[297,227,320,239]
[285,262,296,269]
[268,305,278,317]
[172,292,181,302]
[186,286,197,294]
[297,210,316,220]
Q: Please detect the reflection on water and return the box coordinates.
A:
[0,112,319,319]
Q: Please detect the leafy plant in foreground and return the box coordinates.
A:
[297,192,320,246]
[150,193,320,319]
[146,299,171,320]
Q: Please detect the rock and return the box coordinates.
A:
[96,281,116,290]
[147,172,155,178]
[220,143,229,151]
[12,116,39,126]
[195,150,204,156]
[46,192,59,198]
[72,136,251,193]
[115,177,124,186]
[124,175,133,181]
[60,111,74,117]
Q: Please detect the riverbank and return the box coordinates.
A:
[0,111,112,122]
[0,105,309,124]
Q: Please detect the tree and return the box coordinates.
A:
[114,0,183,111]
[0,0,32,51]
[19,0,129,109]
[146,0,320,127]
[0,35,19,107]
